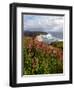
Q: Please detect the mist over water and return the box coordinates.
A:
[24,28,63,44]
[48,32,63,39]
[24,28,63,40]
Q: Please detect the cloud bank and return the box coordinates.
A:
[23,15,64,33]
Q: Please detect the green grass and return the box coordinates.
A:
[23,37,63,75]
[23,47,63,75]
[51,41,63,50]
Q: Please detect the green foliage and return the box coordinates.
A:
[23,46,63,75]
[51,41,63,50]
[23,36,63,75]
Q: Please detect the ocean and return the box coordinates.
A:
[48,32,63,39]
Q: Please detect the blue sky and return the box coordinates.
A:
[23,15,64,33]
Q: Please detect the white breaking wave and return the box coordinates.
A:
[36,33,63,44]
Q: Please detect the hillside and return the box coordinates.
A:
[24,31,47,37]
[23,36,63,75]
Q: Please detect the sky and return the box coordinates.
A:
[23,14,64,33]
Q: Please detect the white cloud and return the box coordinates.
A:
[23,15,64,32]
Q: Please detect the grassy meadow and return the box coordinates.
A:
[23,36,63,75]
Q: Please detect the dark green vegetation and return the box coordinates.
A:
[23,37,63,75]
[51,41,63,50]
[24,31,47,37]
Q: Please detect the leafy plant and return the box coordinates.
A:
[23,36,63,75]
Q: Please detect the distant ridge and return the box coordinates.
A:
[24,31,47,36]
